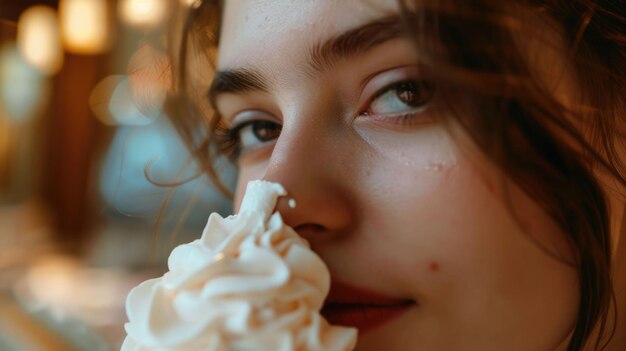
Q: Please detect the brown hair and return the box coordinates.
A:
[166,1,625,350]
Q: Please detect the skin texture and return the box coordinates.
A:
[211,1,581,349]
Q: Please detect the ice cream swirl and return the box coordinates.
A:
[122,180,357,351]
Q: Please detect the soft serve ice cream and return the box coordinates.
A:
[122,180,357,351]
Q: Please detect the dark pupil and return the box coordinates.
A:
[253,121,281,141]
[396,81,433,107]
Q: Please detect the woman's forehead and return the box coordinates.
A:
[217,0,400,70]
[215,1,578,111]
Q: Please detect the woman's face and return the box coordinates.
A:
[213,1,579,349]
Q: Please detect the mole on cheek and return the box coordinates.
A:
[428,261,440,273]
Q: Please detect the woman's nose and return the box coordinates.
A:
[261,122,354,245]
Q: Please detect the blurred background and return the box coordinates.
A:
[0,0,234,349]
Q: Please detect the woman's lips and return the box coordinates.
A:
[321,280,415,333]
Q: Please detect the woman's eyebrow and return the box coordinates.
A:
[208,68,268,104]
[208,15,405,103]
[308,15,405,73]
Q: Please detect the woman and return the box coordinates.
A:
[167,0,626,350]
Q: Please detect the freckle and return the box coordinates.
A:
[428,261,440,273]
[425,162,445,172]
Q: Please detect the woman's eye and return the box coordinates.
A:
[235,120,281,153]
[214,110,281,160]
[367,80,435,116]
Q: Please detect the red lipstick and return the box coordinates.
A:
[321,280,415,333]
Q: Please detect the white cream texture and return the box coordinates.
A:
[122,180,357,351]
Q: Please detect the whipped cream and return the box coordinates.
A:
[122,180,357,351]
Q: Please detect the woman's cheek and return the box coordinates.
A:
[356,123,459,207]
[355,124,513,283]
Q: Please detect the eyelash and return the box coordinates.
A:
[380,111,421,125]
[213,118,250,160]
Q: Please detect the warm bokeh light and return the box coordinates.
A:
[59,0,111,54]
[89,44,169,127]
[127,44,170,118]
[89,75,160,126]
[118,0,167,30]
[180,0,201,8]
[17,6,64,75]
[89,75,126,126]
[108,77,160,125]
[14,255,131,327]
